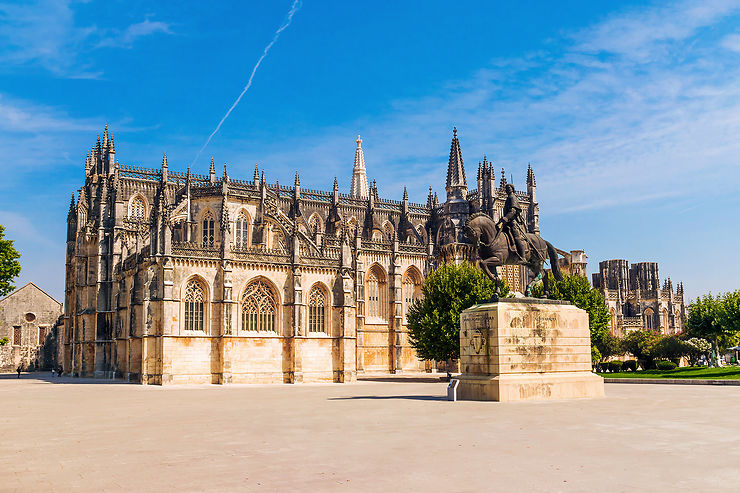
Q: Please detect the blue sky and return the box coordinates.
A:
[1,0,739,302]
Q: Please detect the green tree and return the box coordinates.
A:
[686,292,740,362]
[685,337,711,365]
[0,337,8,346]
[653,335,691,363]
[407,262,509,363]
[623,329,662,368]
[536,274,611,353]
[597,332,623,362]
[0,225,21,296]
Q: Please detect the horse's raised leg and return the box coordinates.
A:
[481,259,501,301]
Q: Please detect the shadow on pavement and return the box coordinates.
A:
[358,376,448,384]
[329,395,446,401]
[0,373,133,385]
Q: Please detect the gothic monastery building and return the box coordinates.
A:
[63,126,543,384]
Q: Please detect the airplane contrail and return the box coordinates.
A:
[191,0,302,166]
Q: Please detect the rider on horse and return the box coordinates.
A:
[500,183,528,261]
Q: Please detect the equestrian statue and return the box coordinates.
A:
[465,183,562,298]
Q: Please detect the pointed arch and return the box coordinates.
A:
[200,208,216,247]
[366,263,388,321]
[402,266,423,322]
[234,209,252,249]
[240,277,280,333]
[383,221,395,241]
[308,213,323,236]
[307,282,330,334]
[128,193,148,220]
[661,308,669,333]
[180,275,209,333]
[644,307,655,331]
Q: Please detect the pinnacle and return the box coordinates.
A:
[403,186,408,201]
[295,171,300,186]
[162,152,168,167]
[446,126,466,190]
[209,157,215,174]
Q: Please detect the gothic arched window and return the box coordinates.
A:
[308,285,327,333]
[644,308,654,331]
[202,212,215,247]
[242,280,277,332]
[383,222,394,241]
[235,211,250,249]
[130,195,146,220]
[366,267,387,321]
[402,269,422,322]
[184,279,205,332]
[309,214,322,236]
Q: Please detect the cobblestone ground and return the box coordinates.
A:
[2,374,739,492]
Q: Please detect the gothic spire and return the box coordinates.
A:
[527,162,536,187]
[103,124,109,146]
[403,186,408,202]
[162,152,168,168]
[445,126,467,200]
[253,163,259,184]
[499,168,507,190]
[350,134,369,199]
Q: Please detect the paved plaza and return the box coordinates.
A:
[2,375,739,492]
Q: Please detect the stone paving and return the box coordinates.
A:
[2,374,739,492]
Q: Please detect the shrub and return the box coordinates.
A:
[622,360,637,371]
[608,361,623,373]
[591,346,601,367]
[656,360,677,371]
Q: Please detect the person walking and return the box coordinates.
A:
[16,366,21,378]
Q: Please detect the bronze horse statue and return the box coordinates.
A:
[464,213,562,298]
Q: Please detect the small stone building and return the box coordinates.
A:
[0,283,63,372]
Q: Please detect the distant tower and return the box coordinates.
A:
[350,135,369,199]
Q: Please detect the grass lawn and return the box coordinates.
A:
[598,366,740,380]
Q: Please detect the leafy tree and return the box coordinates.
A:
[653,335,691,363]
[0,336,8,346]
[623,329,662,368]
[686,292,740,363]
[407,262,509,363]
[535,274,611,353]
[0,225,21,296]
[597,332,623,362]
[685,337,711,366]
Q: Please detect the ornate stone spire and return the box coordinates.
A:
[253,163,259,184]
[527,162,536,187]
[161,152,168,182]
[350,134,369,199]
[499,168,507,190]
[445,126,467,201]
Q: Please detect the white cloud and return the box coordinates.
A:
[0,1,172,77]
[721,32,740,51]
[97,19,173,49]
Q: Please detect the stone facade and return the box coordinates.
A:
[0,283,62,372]
[63,126,545,384]
[592,259,685,336]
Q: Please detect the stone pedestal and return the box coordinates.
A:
[455,299,604,402]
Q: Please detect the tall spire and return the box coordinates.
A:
[350,134,369,199]
[527,162,536,187]
[445,126,467,200]
[209,157,215,184]
[499,168,507,190]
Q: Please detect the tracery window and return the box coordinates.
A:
[130,196,146,220]
[402,270,422,322]
[384,223,394,241]
[184,280,205,332]
[644,308,654,331]
[242,280,277,332]
[309,215,321,235]
[235,211,250,249]
[202,212,215,247]
[308,286,327,333]
[366,268,387,321]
